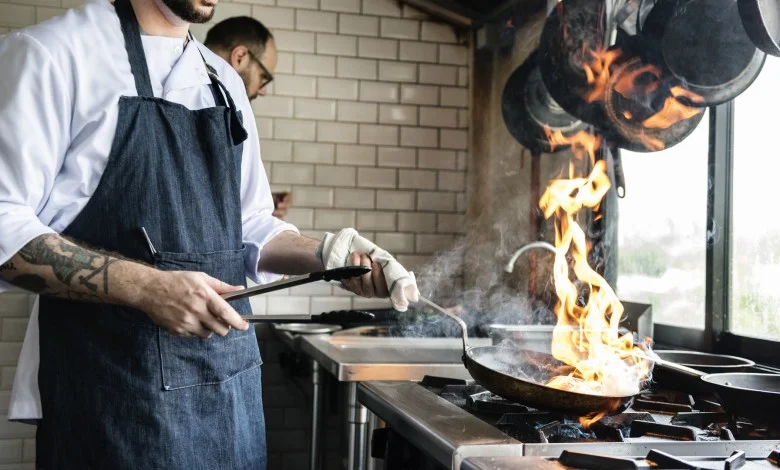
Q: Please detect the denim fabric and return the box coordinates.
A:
[36,0,266,467]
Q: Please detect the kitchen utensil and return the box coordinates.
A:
[654,350,755,373]
[273,323,342,334]
[221,266,371,301]
[739,0,780,57]
[501,51,589,154]
[642,0,766,106]
[243,310,375,324]
[420,296,637,418]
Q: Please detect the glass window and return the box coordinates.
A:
[731,55,780,341]
[617,110,710,329]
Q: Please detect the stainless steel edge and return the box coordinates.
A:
[521,440,780,459]
[357,381,518,467]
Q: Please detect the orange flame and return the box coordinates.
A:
[539,130,651,426]
[582,48,622,103]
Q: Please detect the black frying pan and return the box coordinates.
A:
[739,0,780,57]
[422,298,636,418]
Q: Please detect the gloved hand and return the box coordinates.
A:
[317,228,420,312]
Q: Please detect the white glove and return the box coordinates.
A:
[317,228,420,312]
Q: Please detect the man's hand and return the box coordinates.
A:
[340,252,390,298]
[137,271,250,338]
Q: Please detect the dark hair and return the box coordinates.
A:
[204,16,274,54]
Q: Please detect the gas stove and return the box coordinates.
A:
[359,375,780,470]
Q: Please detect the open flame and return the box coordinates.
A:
[540,129,651,426]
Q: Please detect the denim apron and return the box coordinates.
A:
[35,0,266,467]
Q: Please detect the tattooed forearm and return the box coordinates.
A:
[0,261,15,273]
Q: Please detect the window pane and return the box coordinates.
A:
[617,110,709,329]
[731,56,780,341]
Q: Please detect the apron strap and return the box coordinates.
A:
[114,0,154,98]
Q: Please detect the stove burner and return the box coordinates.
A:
[467,391,530,414]
[671,412,729,428]
[419,376,469,389]
[558,450,640,469]
[633,398,693,414]
[630,419,698,441]
[646,449,701,469]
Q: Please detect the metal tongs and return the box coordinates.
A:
[221,265,371,301]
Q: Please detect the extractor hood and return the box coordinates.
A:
[400,0,547,28]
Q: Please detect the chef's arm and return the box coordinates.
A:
[0,234,249,337]
[257,230,323,275]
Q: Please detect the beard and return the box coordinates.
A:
[160,0,214,23]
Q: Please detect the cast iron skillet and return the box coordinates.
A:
[641,0,766,106]
[739,0,780,57]
[654,350,755,373]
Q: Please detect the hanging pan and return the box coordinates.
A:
[739,0,780,57]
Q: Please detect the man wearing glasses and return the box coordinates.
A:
[205,17,275,101]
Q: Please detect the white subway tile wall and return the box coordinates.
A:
[0,0,470,463]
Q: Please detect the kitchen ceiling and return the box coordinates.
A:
[400,0,547,28]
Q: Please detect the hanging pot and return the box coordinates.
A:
[641,0,766,106]
[501,51,590,154]
[738,0,780,57]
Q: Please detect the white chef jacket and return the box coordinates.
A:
[0,0,298,420]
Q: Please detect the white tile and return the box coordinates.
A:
[315,209,357,229]
[419,107,457,128]
[0,4,34,27]
[402,4,428,19]
[437,213,465,233]
[352,297,393,309]
[311,297,354,313]
[458,109,469,129]
[316,165,357,186]
[359,124,399,145]
[378,61,417,82]
[362,0,402,17]
[458,67,469,86]
[417,191,455,212]
[439,44,468,65]
[398,212,437,232]
[271,163,315,185]
[21,438,34,463]
[380,18,419,40]
[321,0,360,13]
[416,234,455,254]
[0,421,36,439]
[296,10,338,33]
[251,6,295,30]
[438,170,465,191]
[457,151,468,170]
[337,57,378,80]
[338,101,378,123]
[0,343,22,366]
[357,211,396,230]
[0,294,29,317]
[379,104,417,125]
[273,74,317,97]
[288,282,334,296]
[398,169,436,189]
[1,318,27,342]
[418,149,457,169]
[399,40,437,63]
[0,439,22,464]
[295,98,337,120]
[252,96,294,118]
[376,190,416,210]
[255,118,274,139]
[317,121,359,143]
[360,81,399,103]
[284,208,315,228]
[375,232,415,252]
[358,37,398,60]
[294,54,336,77]
[334,188,376,209]
[339,13,379,36]
[456,193,467,212]
[318,78,359,100]
[419,64,458,85]
[440,86,468,107]
[291,186,334,207]
[36,7,66,23]
[421,22,457,43]
[0,367,16,391]
[267,297,312,315]
[377,147,416,167]
[293,142,336,164]
[401,84,439,105]
[274,118,316,141]
[277,0,318,9]
[261,140,293,162]
[440,129,468,150]
[357,167,397,188]
[10,0,58,8]
[317,33,357,56]
[400,127,438,148]
[275,52,295,74]
[208,3,251,23]
[336,144,377,166]
[273,30,316,53]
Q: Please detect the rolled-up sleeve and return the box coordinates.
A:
[234,84,298,284]
[0,34,69,274]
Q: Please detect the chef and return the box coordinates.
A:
[0,0,419,467]
[203,16,275,101]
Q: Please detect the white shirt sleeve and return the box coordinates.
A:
[232,83,299,285]
[0,33,68,273]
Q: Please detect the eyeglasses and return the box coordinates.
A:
[246,49,274,90]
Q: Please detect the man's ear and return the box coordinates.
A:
[229,45,250,70]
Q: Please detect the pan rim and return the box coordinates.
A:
[466,345,638,400]
[701,372,780,395]
[654,350,756,369]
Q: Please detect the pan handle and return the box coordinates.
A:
[418,296,470,352]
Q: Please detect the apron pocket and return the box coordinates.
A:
[154,248,262,390]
